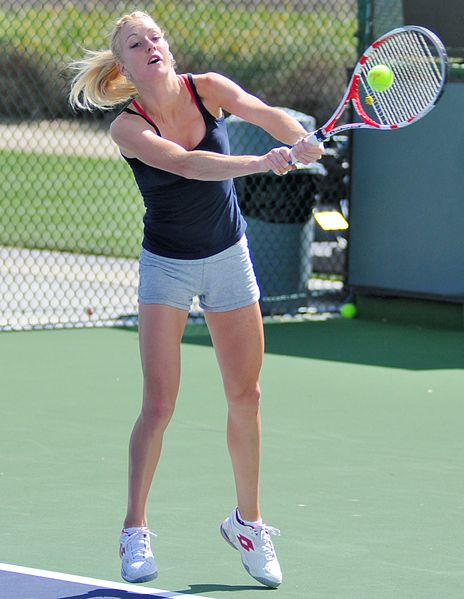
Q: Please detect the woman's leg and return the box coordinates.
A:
[124,303,189,528]
[204,302,264,522]
[207,302,282,588]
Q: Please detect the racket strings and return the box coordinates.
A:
[377,32,439,120]
[368,36,436,123]
[394,32,441,109]
[366,32,441,122]
[360,29,445,126]
[381,34,432,121]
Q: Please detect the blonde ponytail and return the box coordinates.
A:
[69,11,155,110]
[69,49,136,110]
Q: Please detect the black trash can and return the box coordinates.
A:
[227,109,326,314]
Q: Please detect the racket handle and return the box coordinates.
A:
[290,130,326,164]
[306,132,324,145]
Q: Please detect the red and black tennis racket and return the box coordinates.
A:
[291,25,448,157]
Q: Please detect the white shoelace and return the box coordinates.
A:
[252,525,281,560]
[120,528,157,560]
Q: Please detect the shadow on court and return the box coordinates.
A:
[57,584,268,598]
[181,319,464,371]
[0,568,270,599]
[59,592,153,599]
[174,584,270,594]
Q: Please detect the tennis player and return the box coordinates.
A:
[69,10,323,588]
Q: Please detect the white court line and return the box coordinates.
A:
[0,562,215,598]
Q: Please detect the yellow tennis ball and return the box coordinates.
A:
[367,64,394,92]
[340,303,357,319]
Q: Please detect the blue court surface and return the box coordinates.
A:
[0,563,214,599]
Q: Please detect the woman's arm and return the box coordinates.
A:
[110,113,294,180]
[195,72,324,163]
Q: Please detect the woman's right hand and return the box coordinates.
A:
[261,147,296,176]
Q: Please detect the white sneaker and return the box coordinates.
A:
[220,508,282,588]
[119,527,158,584]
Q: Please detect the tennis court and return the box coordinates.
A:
[1,318,463,598]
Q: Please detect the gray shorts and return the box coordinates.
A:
[138,235,260,312]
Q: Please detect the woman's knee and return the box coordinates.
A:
[140,384,177,431]
[227,382,261,412]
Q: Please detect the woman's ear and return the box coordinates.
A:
[117,62,130,80]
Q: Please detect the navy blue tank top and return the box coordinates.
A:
[120,73,246,259]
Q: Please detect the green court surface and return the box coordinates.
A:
[1,319,463,598]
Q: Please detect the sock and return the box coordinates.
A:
[236,508,263,528]
[121,526,146,534]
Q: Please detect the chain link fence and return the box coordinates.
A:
[0,0,358,330]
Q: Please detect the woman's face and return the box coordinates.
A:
[118,17,172,83]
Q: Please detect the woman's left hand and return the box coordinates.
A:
[291,136,324,164]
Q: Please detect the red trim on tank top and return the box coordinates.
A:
[131,99,160,131]
[179,74,203,114]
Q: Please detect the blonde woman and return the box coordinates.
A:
[69,10,323,588]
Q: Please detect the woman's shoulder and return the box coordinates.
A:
[190,71,229,91]
[109,104,139,157]
[191,72,247,104]
[188,72,236,118]
[109,109,130,139]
